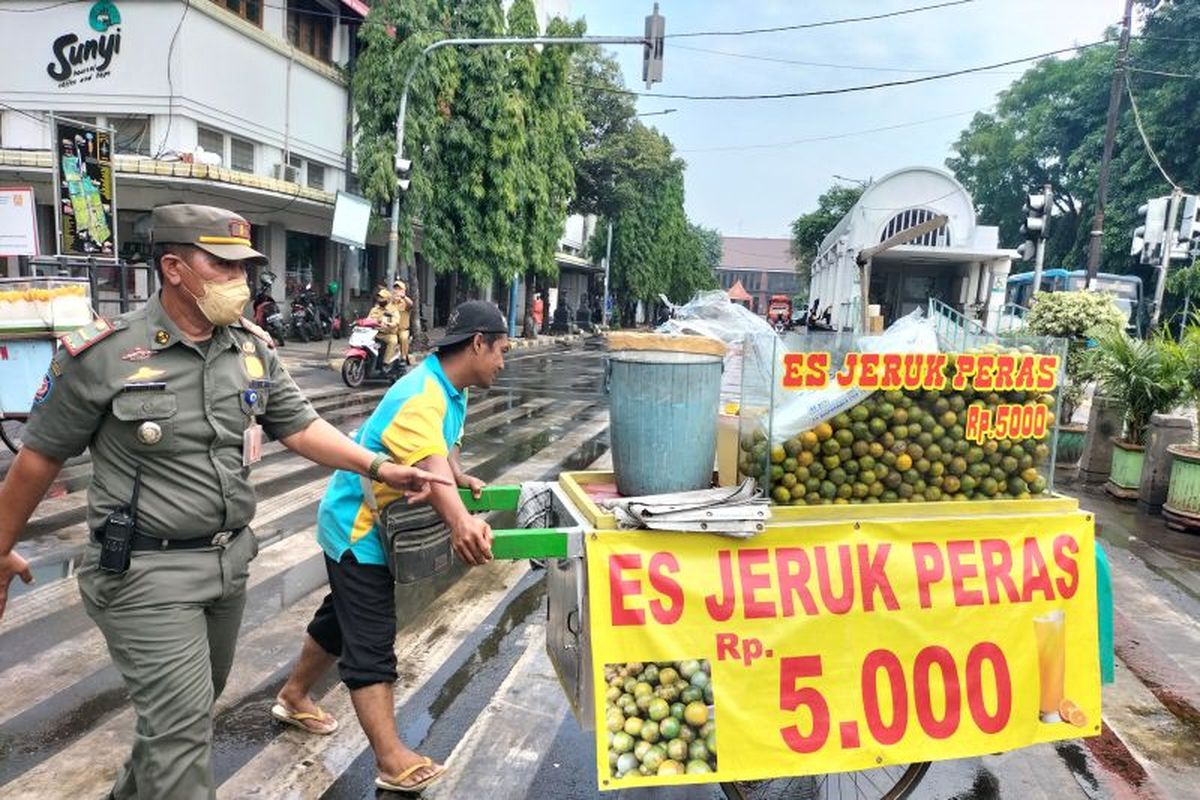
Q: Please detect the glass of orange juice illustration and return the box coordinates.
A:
[1034,610,1066,723]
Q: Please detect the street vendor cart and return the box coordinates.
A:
[448,325,1113,799]
[0,277,93,452]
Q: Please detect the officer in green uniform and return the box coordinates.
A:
[0,204,449,800]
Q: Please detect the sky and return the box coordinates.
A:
[565,0,1124,240]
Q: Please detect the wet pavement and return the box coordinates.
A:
[1,339,1199,799]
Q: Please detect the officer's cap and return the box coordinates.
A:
[152,204,267,265]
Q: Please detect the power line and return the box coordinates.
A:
[571,39,1113,102]
[1124,71,1185,191]
[1129,65,1200,79]
[672,43,1021,76]
[154,0,190,159]
[677,109,979,153]
[667,0,978,38]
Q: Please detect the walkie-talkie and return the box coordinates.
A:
[99,467,141,574]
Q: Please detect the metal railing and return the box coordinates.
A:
[927,297,996,351]
[997,302,1029,335]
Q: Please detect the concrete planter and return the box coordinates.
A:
[1138,413,1195,514]
[1055,424,1088,469]
[1080,395,1125,485]
[1163,445,1200,533]
[1105,439,1144,500]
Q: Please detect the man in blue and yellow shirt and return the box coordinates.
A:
[270,301,508,793]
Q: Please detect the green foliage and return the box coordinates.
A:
[354,0,581,289]
[569,46,636,218]
[789,184,863,295]
[947,2,1200,291]
[1087,327,1186,444]
[1162,313,1200,446]
[1025,290,1127,423]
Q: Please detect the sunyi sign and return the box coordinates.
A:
[46,1,122,87]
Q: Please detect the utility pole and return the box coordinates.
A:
[602,221,613,327]
[1085,0,1136,287]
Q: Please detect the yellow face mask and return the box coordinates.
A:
[181,259,250,326]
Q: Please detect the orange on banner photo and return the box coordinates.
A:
[584,513,1100,790]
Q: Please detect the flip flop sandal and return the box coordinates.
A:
[375,757,446,793]
[270,702,339,735]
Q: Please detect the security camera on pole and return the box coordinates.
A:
[1019,184,1053,297]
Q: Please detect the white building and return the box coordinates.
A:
[809,166,1018,333]
[0,0,373,310]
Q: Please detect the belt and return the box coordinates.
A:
[92,527,243,552]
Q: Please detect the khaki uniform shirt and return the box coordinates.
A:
[23,293,318,538]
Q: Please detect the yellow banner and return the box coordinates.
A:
[585,513,1100,790]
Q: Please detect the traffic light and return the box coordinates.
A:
[1018,186,1052,261]
[1172,194,1199,260]
[643,3,665,89]
[1131,196,1169,263]
[394,155,412,193]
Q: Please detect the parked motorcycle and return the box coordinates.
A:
[341,318,405,388]
[288,283,323,342]
[251,272,286,346]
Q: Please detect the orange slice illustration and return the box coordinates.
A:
[1059,699,1087,727]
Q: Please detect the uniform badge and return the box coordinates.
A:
[33,373,52,404]
[155,330,170,346]
[243,355,265,379]
[121,347,155,362]
[49,358,63,377]
[136,421,163,445]
[241,341,256,354]
[126,366,166,382]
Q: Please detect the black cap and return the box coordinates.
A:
[436,300,508,349]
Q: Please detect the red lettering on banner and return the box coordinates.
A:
[857,544,899,611]
[706,550,736,621]
[1020,537,1054,602]
[980,539,1020,604]
[881,354,903,389]
[1053,535,1080,599]
[807,353,830,388]
[777,547,819,616]
[1036,356,1060,391]
[953,355,975,390]
[975,355,996,390]
[835,353,857,387]
[715,632,739,661]
[1013,356,1036,391]
[946,540,984,606]
[923,354,949,389]
[815,545,855,614]
[858,353,880,388]
[913,542,945,609]
[648,552,684,624]
[609,554,644,625]
[739,548,777,618]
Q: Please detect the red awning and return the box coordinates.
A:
[727,279,752,302]
[340,0,370,19]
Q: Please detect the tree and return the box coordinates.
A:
[569,45,636,218]
[789,184,863,296]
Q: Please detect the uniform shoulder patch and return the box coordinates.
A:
[237,316,276,350]
[59,317,120,357]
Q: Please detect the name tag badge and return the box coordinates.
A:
[243,423,263,467]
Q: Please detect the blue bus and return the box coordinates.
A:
[1006,269,1143,332]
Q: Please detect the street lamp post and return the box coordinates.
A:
[386,34,651,337]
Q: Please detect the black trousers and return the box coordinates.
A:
[306,552,397,690]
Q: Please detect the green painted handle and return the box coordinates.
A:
[491,527,569,560]
[458,485,521,513]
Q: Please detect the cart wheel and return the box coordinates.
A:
[0,419,25,454]
[720,762,930,800]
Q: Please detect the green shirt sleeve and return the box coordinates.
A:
[22,347,108,460]
[260,346,318,440]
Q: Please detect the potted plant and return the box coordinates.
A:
[1164,318,1200,530]
[1024,291,1127,467]
[1087,327,1186,500]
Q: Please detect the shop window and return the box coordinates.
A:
[288,0,333,63]
[230,137,255,172]
[307,162,325,191]
[112,116,151,156]
[210,0,262,27]
[197,126,224,157]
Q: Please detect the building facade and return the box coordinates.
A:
[0,0,376,313]
[715,236,799,315]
